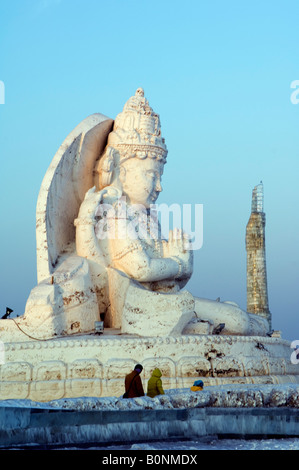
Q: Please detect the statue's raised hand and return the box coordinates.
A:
[77,186,104,222]
[164,229,193,280]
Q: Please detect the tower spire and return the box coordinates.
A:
[246,182,271,328]
[251,181,264,213]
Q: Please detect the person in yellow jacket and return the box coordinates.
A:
[147,368,165,398]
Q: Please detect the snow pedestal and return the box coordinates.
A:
[0,333,298,402]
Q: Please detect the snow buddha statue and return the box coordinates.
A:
[0,88,269,341]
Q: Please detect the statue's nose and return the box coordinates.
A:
[156,180,162,192]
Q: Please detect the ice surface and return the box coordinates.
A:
[6,437,299,451]
[97,437,299,451]
[114,437,299,451]
[1,383,299,450]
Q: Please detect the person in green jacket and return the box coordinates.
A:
[147,368,165,398]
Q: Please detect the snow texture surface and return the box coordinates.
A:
[1,383,298,411]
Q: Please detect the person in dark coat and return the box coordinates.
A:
[124,364,145,398]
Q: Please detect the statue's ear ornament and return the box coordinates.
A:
[95,146,116,189]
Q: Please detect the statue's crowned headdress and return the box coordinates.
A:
[107,87,168,161]
[97,88,167,189]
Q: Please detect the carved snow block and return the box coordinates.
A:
[121,283,195,337]
[66,378,102,398]
[176,357,211,378]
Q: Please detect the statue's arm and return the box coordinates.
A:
[110,221,193,283]
[111,238,181,283]
[74,187,105,263]
[75,217,102,263]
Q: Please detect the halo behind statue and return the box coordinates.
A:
[36,113,113,283]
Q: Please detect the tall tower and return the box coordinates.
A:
[246,182,271,328]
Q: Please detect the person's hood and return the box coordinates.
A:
[151,368,162,377]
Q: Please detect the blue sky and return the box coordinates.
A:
[0,0,298,340]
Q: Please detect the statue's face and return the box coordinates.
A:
[120,156,164,208]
